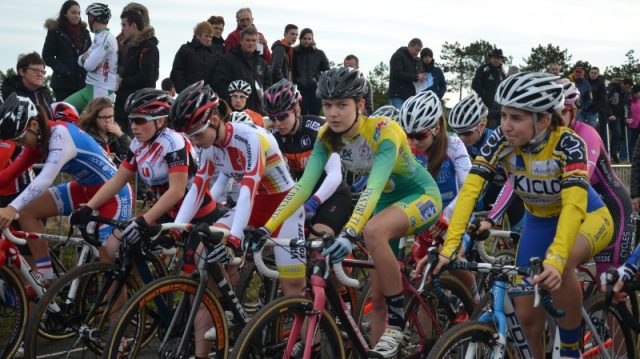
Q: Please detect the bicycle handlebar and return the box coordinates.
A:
[2,228,27,246]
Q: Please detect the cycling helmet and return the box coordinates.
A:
[316,67,368,100]
[448,94,488,133]
[85,3,111,23]
[371,105,400,122]
[229,111,254,125]
[125,88,173,120]
[399,91,442,133]
[494,72,564,114]
[0,94,37,140]
[50,102,79,124]
[228,80,252,96]
[263,79,301,115]
[560,79,581,107]
[170,80,221,133]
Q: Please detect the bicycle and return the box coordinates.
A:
[24,216,172,358]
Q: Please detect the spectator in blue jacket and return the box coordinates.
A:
[418,47,446,99]
[573,67,596,127]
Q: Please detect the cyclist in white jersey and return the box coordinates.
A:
[64,3,117,112]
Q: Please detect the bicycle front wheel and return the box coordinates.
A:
[104,275,228,359]
[231,295,345,359]
[0,266,29,358]
[427,321,509,359]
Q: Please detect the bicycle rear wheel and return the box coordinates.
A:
[0,266,28,358]
[427,321,512,359]
[231,295,345,359]
[583,293,637,359]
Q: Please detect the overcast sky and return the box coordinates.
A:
[1,0,639,104]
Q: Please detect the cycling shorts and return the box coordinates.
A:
[50,181,133,243]
[311,189,353,235]
[216,191,306,279]
[63,85,115,113]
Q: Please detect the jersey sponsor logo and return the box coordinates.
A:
[512,175,561,195]
[300,135,312,149]
[480,131,502,158]
[373,120,389,142]
[507,155,525,171]
[340,148,353,162]
[531,160,558,176]
[565,162,588,173]
[305,120,321,132]
[559,133,586,162]
[418,199,437,221]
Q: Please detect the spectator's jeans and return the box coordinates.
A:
[577,111,598,128]
[597,112,622,154]
[300,88,322,116]
[390,97,405,110]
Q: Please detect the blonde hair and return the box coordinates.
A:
[80,97,114,131]
[193,21,214,37]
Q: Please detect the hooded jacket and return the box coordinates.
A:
[42,18,91,95]
[388,46,420,100]
[170,36,220,92]
[270,39,293,82]
[292,44,329,91]
[214,45,271,113]
[1,75,53,120]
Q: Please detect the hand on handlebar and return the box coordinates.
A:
[0,206,18,229]
[69,205,96,226]
[242,227,270,252]
[321,235,353,264]
[531,263,562,291]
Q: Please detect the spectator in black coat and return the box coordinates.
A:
[114,10,159,135]
[207,15,225,56]
[1,52,53,119]
[270,24,297,83]
[214,25,271,113]
[418,47,446,99]
[292,28,329,116]
[42,1,91,101]
[170,21,219,93]
[388,38,422,109]
[472,48,506,128]
[609,78,634,162]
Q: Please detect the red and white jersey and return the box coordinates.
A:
[176,123,294,238]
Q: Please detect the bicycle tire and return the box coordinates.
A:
[231,295,345,359]
[427,321,514,359]
[104,275,228,359]
[582,292,637,359]
[23,260,155,358]
[0,266,29,359]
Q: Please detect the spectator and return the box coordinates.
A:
[224,8,271,64]
[116,2,150,74]
[507,65,520,76]
[573,67,596,127]
[417,47,446,99]
[607,78,633,162]
[1,52,53,119]
[388,38,422,109]
[64,2,117,112]
[161,77,176,97]
[588,66,615,148]
[344,54,373,114]
[293,28,330,115]
[227,79,264,127]
[214,25,271,113]
[170,21,219,93]
[206,15,225,56]
[270,24,297,82]
[471,48,506,128]
[113,9,159,135]
[42,1,92,101]
[628,84,640,156]
[548,63,561,76]
[79,97,130,164]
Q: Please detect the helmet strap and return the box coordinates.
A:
[528,113,549,145]
[334,110,360,136]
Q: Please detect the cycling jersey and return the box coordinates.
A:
[264,116,442,236]
[444,126,606,273]
[465,128,493,159]
[0,141,32,197]
[413,134,471,221]
[79,28,118,91]
[121,127,215,219]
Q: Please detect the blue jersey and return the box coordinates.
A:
[466,128,493,159]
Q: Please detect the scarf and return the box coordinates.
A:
[61,20,82,49]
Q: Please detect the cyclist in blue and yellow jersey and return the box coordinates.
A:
[258,67,442,358]
[431,72,613,359]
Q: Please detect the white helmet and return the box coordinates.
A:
[371,105,400,122]
[229,111,254,125]
[559,79,581,107]
[228,80,252,96]
[494,72,564,114]
[448,94,488,133]
[399,91,442,133]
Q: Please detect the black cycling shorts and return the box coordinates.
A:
[312,189,354,235]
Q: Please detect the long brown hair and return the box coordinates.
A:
[79,97,113,132]
[34,105,52,159]
[426,115,449,176]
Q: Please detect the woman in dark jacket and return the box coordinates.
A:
[170,21,220,93]
[79,97,130,164]
[419,47,447,99]
[293,28,329,116]
[42,0,91,101]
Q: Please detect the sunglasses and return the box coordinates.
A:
[128,115,165,126]
[457,125,480,137]
[406,132,429,141]
[269,111,292,122]
[186,121,210,140]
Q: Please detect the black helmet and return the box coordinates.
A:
[262,79,301,115]
[86,3,111,24]
[170,80,220,133]
[125,88,173,120]
[316,67,368,100]
[0,93,37,140]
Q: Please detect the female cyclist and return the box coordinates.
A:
[432,72,614,359]
[260,67,442,358]
[171,80,306,359]
[0,93,132,278]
